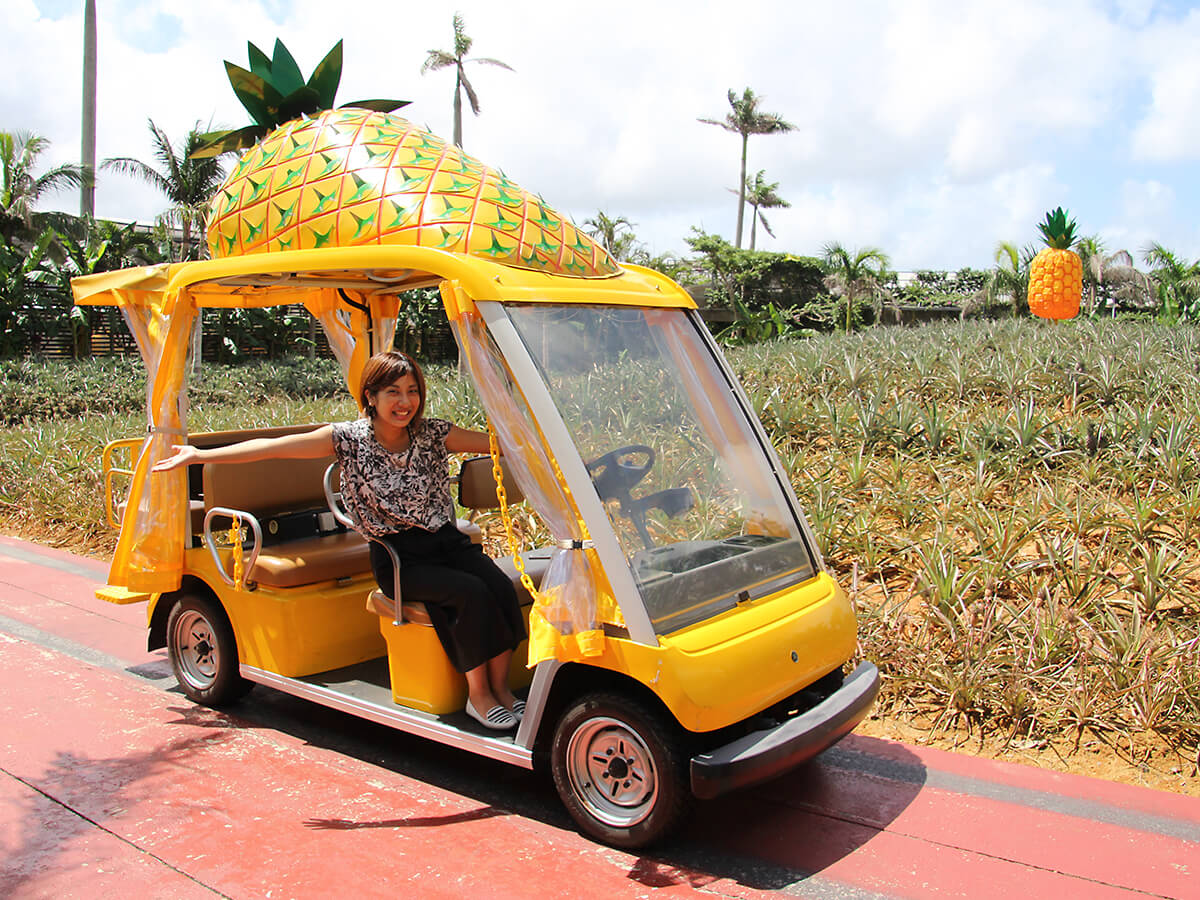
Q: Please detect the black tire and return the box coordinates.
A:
[550,691,691,848]
[166,594,252,707]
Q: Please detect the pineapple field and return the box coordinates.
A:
[2,316,1197,787]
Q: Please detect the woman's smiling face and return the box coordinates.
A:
[369,373,422,429]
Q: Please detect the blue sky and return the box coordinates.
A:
[3,0,1199,270]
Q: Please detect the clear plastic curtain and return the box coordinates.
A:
[645,309,788,535]
[108,288,196,592]
[305,289,357,379]
[305,289,399,403]
[446,287,620,664]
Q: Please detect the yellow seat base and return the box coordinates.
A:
[376,612,468,714]
[366,588,533,713]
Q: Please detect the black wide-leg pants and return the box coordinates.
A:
[368,523,526,673]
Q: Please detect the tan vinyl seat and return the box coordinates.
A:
[199,440,485,589]
[203,454,371,588]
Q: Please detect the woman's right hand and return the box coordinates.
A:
[152,444,200,473]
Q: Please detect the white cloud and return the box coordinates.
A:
[1122,178,1175,220]
[1131,57,1200,161]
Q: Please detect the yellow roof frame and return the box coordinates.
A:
[72,246,695,310]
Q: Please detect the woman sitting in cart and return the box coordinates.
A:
[153,351,527,731]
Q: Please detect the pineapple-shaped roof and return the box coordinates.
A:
[201,40,619,278]
[207,110,620,277]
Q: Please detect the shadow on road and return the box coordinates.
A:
[2,733,232,897]
[152,681,926,892]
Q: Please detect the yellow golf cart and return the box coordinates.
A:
[74,114,877,848]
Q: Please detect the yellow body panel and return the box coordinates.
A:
[179,550,385,677]
[374,610,534,713]
[158,550,539,714]
[574,572,856,733]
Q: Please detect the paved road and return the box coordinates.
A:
[2,535,1197,899]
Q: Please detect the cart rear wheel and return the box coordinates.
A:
[166,594,251,707]
[551,691,691,848]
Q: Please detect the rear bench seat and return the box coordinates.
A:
[195,427,490,591]
[203,454,371,589]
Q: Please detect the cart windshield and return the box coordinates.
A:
[503,304,815,634]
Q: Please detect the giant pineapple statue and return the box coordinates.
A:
[196,39,619,276]
[1027,207,1082,320]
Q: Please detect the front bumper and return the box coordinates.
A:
[689,661,880,800]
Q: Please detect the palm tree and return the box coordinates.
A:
[736,170,789,251]
[822,243,890,332]
[985,240,1034,318]
[583,211,637,259]
[1077,236,1152,316]
[1075,235,1106,316]
[699,88,794,249]
[1142,243,1200,320]
[102,120,229,260]
[1098,251,1154,314]
[421,13,514,148]
[0,131,91,245]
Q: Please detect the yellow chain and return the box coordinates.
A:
[228,514,245,591]
[488,424,541,604]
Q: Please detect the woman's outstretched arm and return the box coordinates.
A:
[445,425,494,456]
[152,425,336,472]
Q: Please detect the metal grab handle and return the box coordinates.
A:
[323,463,404,624]
[322,463,355,529]
[100,437,143,528]
[367,536,405,625]
[203,506,263,590]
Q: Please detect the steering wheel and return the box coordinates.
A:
[585,445,655,505]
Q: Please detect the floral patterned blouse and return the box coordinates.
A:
[330,417,454,537]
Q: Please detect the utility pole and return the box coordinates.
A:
[81,0,97,217]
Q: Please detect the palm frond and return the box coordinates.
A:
[473,57,515,71]
[100,156,170,194]
[421,51,457,73]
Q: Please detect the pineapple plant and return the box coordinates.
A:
[1028,207,1082,320]
[197,39,619,277]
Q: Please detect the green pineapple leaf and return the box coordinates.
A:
[190,38,409,159]
[225,62,285,127]
[277,86,323,124]
[246,41,273,82]
[192,125,268,158]
[340,98,411,113]
[268,38,307,97]
[306,40,343,109]
[1037,206,1078,250]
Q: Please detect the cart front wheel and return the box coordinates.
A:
[166,594,251,707]
[551,692,691,848]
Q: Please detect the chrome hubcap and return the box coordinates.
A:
[172,609,218,690]
[565,716,658,828]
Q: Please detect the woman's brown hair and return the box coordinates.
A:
[360,351,427,430]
